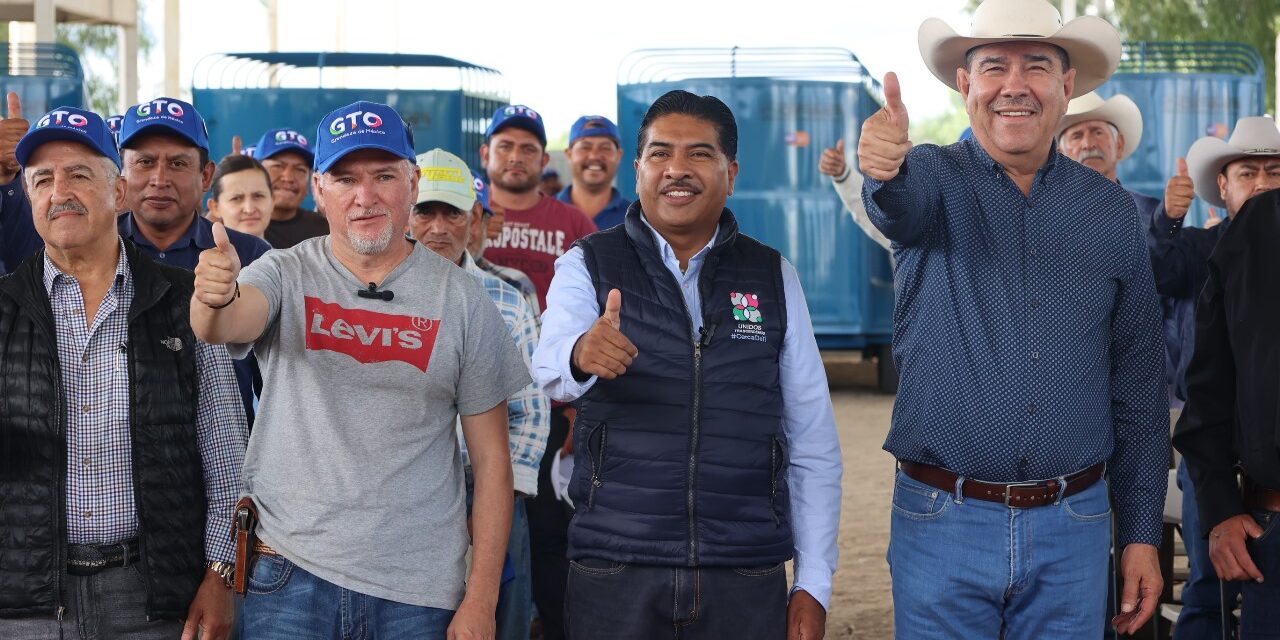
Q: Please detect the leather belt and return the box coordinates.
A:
[66,539,141,575]
[254,540,279,556]
[899,461,1106,508]
[1244,482,1280,513]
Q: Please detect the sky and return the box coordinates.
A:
[136,0,973,146]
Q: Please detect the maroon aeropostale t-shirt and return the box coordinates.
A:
[486,194,598,309]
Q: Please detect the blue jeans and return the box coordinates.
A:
[1239,508,1280,638]
[889,469,1112,639]
[242,553,454,639]
[496,498,532,640]
[1175,459,1241,639]
[564,558,787,639]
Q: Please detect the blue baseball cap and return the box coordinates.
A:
[568,115,621,147]
[105,115,124,143]
[255,127,314,165]
[119,97,210,153]
[313,101,416,174]
[485,105,546,148]
[471,169,491,214]
[16,107,122,169]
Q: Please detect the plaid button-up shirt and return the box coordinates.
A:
[46,241,246,563]
[462,252,548,496]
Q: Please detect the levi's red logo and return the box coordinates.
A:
[304,297,440,372]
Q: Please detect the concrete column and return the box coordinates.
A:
[119,23,139,112]
[164,0,180,97]
[33,0,55,42]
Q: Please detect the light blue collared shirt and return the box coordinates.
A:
[532,214,843,609]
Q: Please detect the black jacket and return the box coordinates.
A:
[1173,189,1280,536]
[0,240,207,618]
[568,205,793,566]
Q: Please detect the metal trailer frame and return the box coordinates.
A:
[0,41,86,112]
[617,47,897,390]
[191,52,509,170]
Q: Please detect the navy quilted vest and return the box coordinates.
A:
[568,204,792,566]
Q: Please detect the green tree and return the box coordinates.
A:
[57,15,155,115]
[1113,0,1280,111]
[909,92,971,146]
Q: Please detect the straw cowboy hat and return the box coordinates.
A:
[918,0,1123,99]
[1055,92,1143,160]
[1186,116,1280,208]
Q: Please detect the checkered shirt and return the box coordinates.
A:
[45,241,247,563]
[462,252,549,496]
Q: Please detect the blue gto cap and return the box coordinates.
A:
[105,115,124,144]
[485,104,547,147]
[568,115,621,146]
[17,107,122,169]
[471,169,491,213]
[119,97,210,153]
[313,101,416,174]
[255,127,314,164]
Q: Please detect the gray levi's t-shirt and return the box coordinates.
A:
[230,237,530,609]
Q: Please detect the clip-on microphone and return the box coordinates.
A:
[357,282,394,302]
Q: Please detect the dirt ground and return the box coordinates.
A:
[821,387,898,639]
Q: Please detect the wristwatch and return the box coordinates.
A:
[208,561,235,589]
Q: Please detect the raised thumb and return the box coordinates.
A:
[1177,156,1189,177]
[603,288,622,327]
[211,221,233,254]
[835,139,845,153]
[883,72,907,123]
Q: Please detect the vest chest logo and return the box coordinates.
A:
[729,291,768,342]
[304,297,441,372]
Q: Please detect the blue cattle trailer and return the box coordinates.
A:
[617,47,896,390]
[0,42,85,113]
[192,52,508,173]
[1099,42,1266,226]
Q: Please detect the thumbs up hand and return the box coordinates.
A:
[1164,157,1195,220]
[819,139,848,178]
[0,92,29,183]
[858,72,912,182]
[194,222,243,309]
[571,288,639,380]
[1205,206,1223,229]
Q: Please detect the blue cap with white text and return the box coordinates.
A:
[485,104,547,148]
[17,106,122,169]
[313,101,416,174]
[471,169,491,214]
[119,97,210,153]
[255,127,315,164]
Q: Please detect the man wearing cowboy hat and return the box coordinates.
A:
[1154,116,1280,387]
[1173,186,1280,639]
[1154,116,1280,637]
[1057,91,1160,218]
[858,0,1168,636]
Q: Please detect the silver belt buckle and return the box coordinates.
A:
[1003,481,1044,508]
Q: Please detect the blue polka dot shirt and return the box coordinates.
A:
[864,139,1169,547]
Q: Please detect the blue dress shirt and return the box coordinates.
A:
[863,139,1169,547]
[556,185,631,231]
[532,214,844,609]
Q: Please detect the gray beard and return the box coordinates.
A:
[347,222,395,255]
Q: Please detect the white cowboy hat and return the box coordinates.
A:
[1055,92,1143,160]
[918,0,1122,99]
[1186,116,1280,208]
